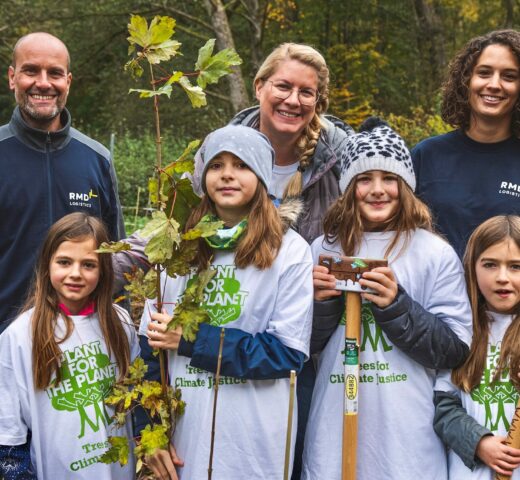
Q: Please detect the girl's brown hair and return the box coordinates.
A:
[187,183,283,271]
[452,215,520,392]
[24,212,130,389]
[442,29,520,137]
[323,176,432,258]
[254,43,330,197]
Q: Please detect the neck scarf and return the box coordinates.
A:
[200,214,248,250]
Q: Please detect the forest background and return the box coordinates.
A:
[0,0,517,233]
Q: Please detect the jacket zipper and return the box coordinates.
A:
[46,132,54,223]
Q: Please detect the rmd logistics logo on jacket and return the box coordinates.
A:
[69,189,98,208]
[499,180,520,198]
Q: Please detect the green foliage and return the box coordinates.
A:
[178,76,207,108]
[112,132,188,220]
[124,268,157,304]
[99,436,130,466]
[195,39,242,89]
[96,241,131,254]
[101,13,240,474]
[141,211,181,264]
[170,267,217,342]
[101,358,186,468]
[383,106,453,148]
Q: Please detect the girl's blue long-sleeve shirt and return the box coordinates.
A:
[178,323,305,379]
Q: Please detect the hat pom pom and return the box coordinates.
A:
[358,116,389,133]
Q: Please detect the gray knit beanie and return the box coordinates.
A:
[339,117,416,192]
[200,125,274,192]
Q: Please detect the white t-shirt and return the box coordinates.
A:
[140,228,313,480]
[436,312,520,479]
[0,305,140,480]
[302,229,473,480]
[269,163,312,200]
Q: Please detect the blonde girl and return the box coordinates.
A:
[434,215,520,479]
[302,118,473,480]
[139,125,314,480]
[0,212,139,479]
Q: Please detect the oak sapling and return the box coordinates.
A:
[98,14,242,476]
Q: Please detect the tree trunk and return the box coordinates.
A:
[204,0,250,112]
[413,0,446,95]
[503,0,514,27]
[242,0,266,72]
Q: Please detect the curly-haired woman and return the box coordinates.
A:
[412,30,520,258]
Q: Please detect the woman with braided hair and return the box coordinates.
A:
[227,43,353,243]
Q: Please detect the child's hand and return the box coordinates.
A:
[359,267,398,308]
[476,435,520,475]
[313,265,342,301]
[147,310,183,350]
[145,443,184,480]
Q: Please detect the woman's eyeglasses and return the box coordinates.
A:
[266,80,320,106]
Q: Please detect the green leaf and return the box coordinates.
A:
[146,40,182,64]
[99,436,130,466]
[182,218,224,240]
[125,357,148,384]
[164,240,198,278]
[171,302,210,342]
[178,76,207,108]
[124,268,157,302]
[129,84,173,98]
[167,177,201,230]
[96,241,131,254]
[170,267,216,341]
[148,177,159,205]
[139,211,175,238]
[135,424,169,457]
[124,58,144,79]
[163,139,201,176]
[195,39,242,89]
[143,212,181,264]
[127,16,181,65]
[165,70,184,86]
[127,15,149,48]
[149,16,176,45]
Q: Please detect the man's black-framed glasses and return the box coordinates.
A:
[266,80,320,106]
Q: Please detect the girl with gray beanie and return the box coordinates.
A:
[140,125,314,479]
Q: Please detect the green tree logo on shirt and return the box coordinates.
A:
[470,342,518,432]
[340,302,393,353]
[187,264,249,326]
[46,341,115,438]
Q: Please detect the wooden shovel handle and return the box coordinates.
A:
[342,292,362,480]
[496,398,520,480]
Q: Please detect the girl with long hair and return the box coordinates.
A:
[0,212,139,479]
[140,125,313,480]
[412,29,520,259]
[302,119,472,479]
[434,215,520,478]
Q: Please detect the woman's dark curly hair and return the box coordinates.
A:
[441,29,520,137]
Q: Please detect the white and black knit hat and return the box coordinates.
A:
[339,117,416,192]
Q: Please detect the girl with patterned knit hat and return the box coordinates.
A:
[301,118,473,480]
[435,215,520,479]
[140,124,313,480]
